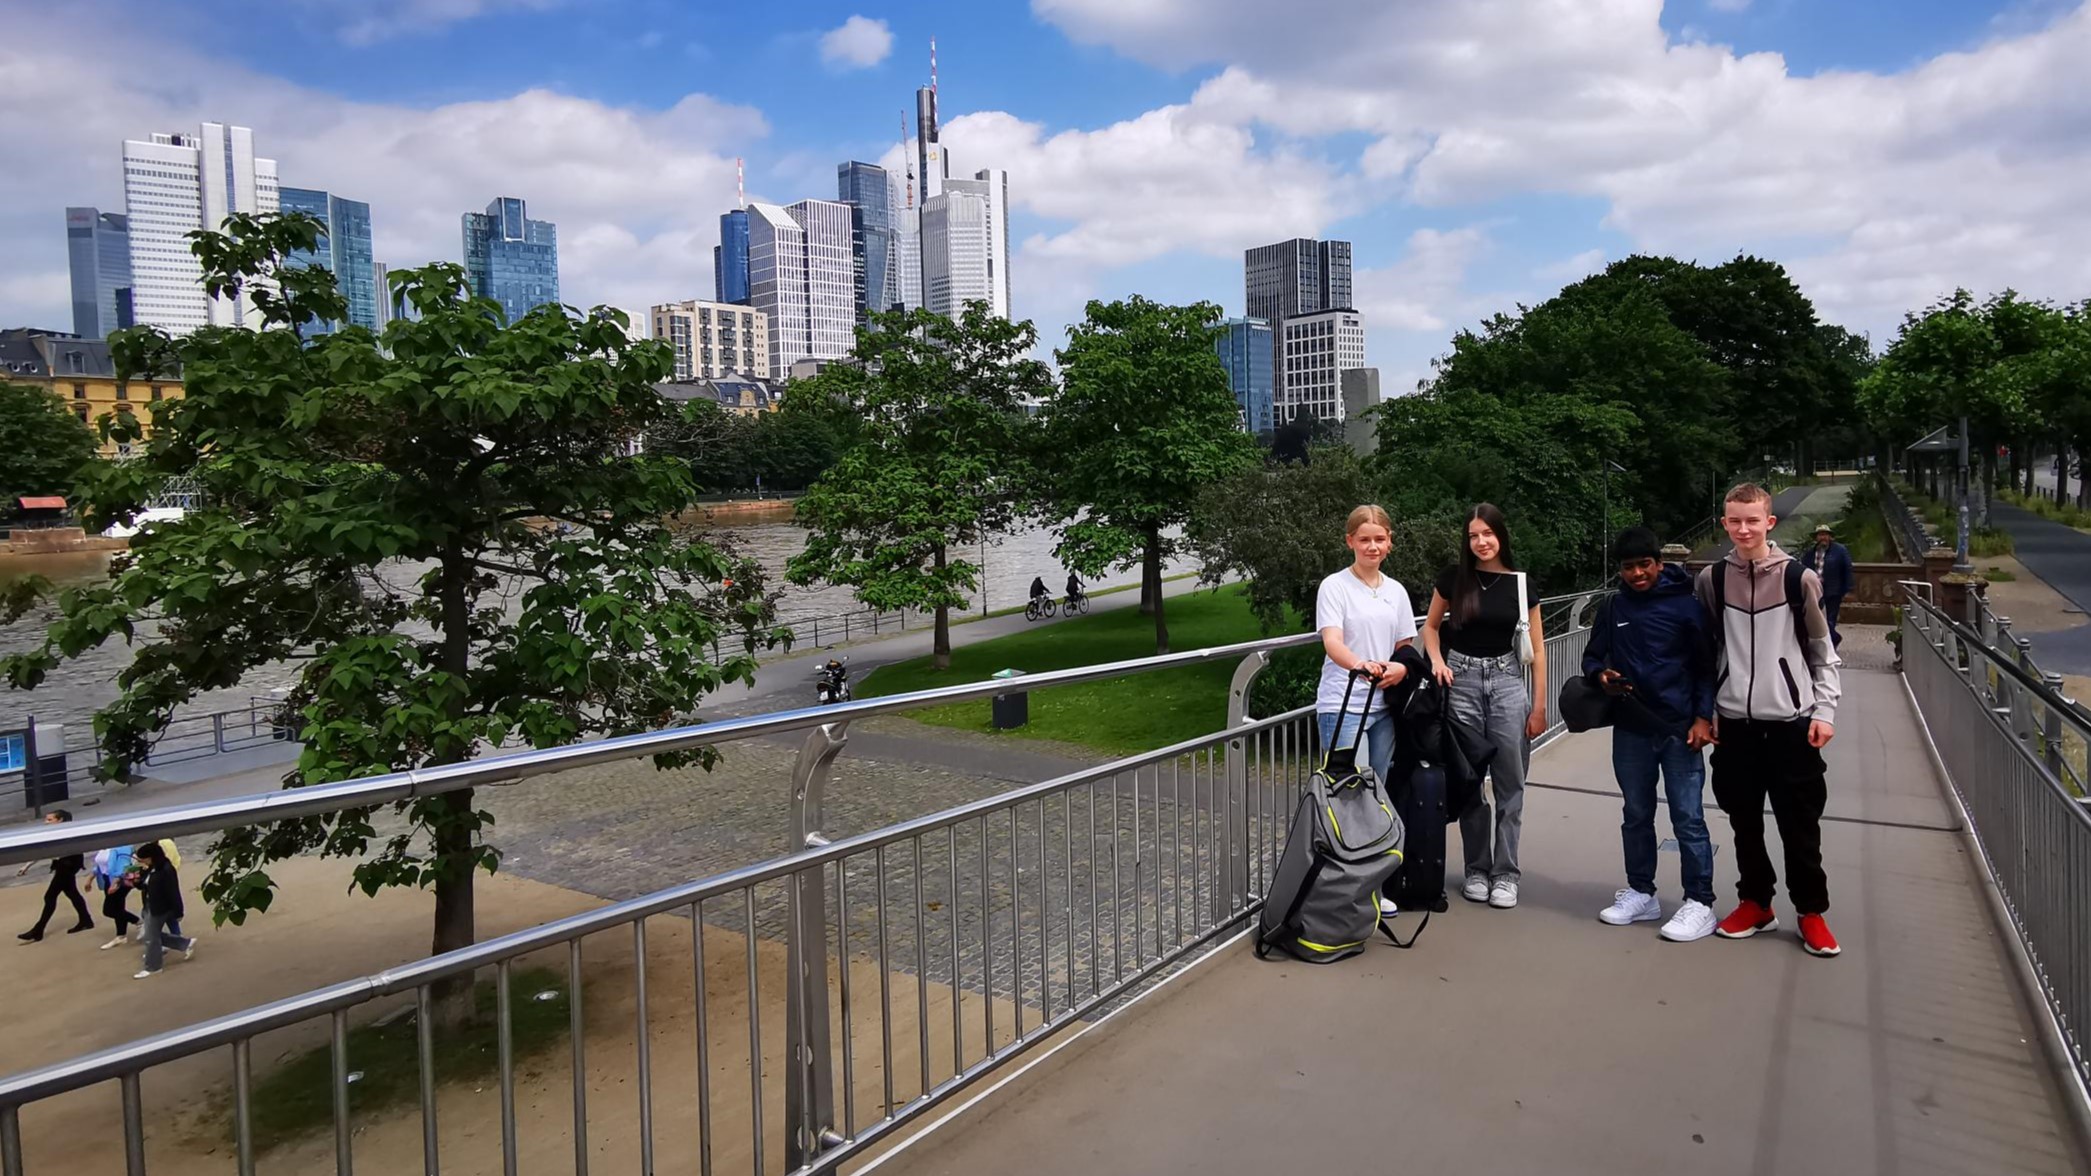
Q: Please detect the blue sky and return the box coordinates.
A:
[4,0,2089,391]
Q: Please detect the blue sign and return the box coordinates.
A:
[0,733,23,773]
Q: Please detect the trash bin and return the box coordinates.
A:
[25,723,67,808]
[990,668,1028,730]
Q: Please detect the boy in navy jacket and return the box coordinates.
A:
[1582,527,1720,942]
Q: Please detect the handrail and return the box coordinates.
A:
[0,630,1317,865]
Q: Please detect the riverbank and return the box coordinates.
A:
[0,528,127,557]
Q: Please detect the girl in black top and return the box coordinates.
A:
[15,809,93,942]
[131,840,195,977]
[1422,504,1549,910]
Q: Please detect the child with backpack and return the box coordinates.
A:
[1695,484,1844,957]
[1582,528,1719,942]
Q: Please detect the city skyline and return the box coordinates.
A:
[4,2,2088,389]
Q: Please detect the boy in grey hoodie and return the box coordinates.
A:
[1694,483,1844,957]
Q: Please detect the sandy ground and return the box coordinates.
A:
[3,854,1019,1175]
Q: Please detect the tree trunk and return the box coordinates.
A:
[2059,441,2072,507]
[1139,565,1156,615]
[1145,524,1168,655]
[430,547,478,1026]
[931,543,952,671]
[1979,448,1996,527]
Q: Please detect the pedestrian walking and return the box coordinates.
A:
[15,809,94,942]
[91,842,140,949]
[1423,504,1548,910]
[1802,524,1853,647]
[130,840,196,978]
[1697,483,1845,957]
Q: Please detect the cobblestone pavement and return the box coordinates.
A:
[482,712,1321,1021]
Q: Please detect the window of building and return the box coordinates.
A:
[114,385,128,402]
[150,386,163,401]
[73,384,87,399]
[74,404,90,423]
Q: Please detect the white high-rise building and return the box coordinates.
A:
[123,123,278,334]
[1282,309,1366,423]
[935,169,1009,320]
[747,199,855,381]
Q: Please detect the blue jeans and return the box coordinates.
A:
[1317,708,1394,787]
[1612,727,1715,904]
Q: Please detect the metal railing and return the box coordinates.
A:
[6,699,294,813]
[1964,594,2091,798]
[1901,592,2091,1128]
[1878,473,1946,564]
[0,591,1609,1176]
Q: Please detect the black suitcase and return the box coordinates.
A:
[1386,763,1449,913]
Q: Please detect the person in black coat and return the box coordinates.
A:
[15,809,93,942]
[130,840,195,978]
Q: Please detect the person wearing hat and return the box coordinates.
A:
[1803,523,1853,648]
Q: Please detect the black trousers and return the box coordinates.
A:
[102,884,138,936]
[29,869,93,935]
[1710,716,1830,915]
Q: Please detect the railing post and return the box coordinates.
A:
[1222,652,1271,916]
[785,722,848,1169]
[2041,672,2067,778]
[212,712,225,754]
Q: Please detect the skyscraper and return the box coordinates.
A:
[929,170,1010,321]
[747,199,855,381]
[122,123,279,334]
[1215,317,1275,434]
[461,197,559,324]
[715,208,751,305]
[65,207,132,339]
[280,187,377,334]
[837,161,896,321]
[890,172,922,313]
[1245,237,1355,421]
[915,84,947,205]
[1281,308,1366,423]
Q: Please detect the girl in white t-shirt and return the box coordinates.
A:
[1315,504,1418,787]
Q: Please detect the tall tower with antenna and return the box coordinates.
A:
[914,38,946,203]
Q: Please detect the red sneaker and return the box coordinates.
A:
[1798,914,1842,957]
[1715,900,1778,939]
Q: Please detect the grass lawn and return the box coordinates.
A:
[220,967,570,1154]
[858,584,1277,755]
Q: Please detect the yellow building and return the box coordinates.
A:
[0,329,183,458]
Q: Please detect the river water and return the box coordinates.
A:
[0,519,1190,737]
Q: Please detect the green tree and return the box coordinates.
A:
[2,213,778,1015]
[0,381,98,507]
[787,304,1049,670]
[1042,297,1259,653]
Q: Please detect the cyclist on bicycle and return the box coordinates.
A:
[1030,576,1050,606]
[1065,571,1085,605]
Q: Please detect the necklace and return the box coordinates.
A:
[1353,567,1383,597]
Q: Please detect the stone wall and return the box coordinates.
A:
[0,528,127,556]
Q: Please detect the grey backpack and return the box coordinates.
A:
[1256,669,1424,963]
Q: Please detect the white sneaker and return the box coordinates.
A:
[133,970,157,980]
[1660,899,1718,943]
[1489,880,1519,909]
[99,935,127,951]
[1377,896,1399,918]
[182,941,198,961]
[1599,888,1662,926]
[1462,874,1490,904]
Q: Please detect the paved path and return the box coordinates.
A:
[884,664,2088,1176]
[1989,500,2091,616]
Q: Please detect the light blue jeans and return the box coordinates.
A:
[1446,650,1531,883]
[1316,707,1395,786]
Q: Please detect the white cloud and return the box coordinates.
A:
[293,0,569,47]
[1534,248,1608,285]
[820,15,895,69]
[1037,0,2091,337]
[0,7,764,331]
[1354,227,1495,334]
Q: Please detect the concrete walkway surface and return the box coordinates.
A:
[880,662,2088,1175]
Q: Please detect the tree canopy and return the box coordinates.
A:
[0,381,98,508]
[1041,296,1259,653]
[2,213,778,1011]
[787,303,1049,669]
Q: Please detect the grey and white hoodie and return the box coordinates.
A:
[1693,543,1842,726]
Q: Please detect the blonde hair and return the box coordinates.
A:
[1725,482,1772,506]
[1345,504,1394,536]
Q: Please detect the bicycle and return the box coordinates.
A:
[1024,595,1058,621]
[1063,592,1089,616]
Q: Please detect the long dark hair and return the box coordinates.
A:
[1453,503,1518,625]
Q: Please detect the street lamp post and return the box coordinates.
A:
[1954,414,1973,574]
